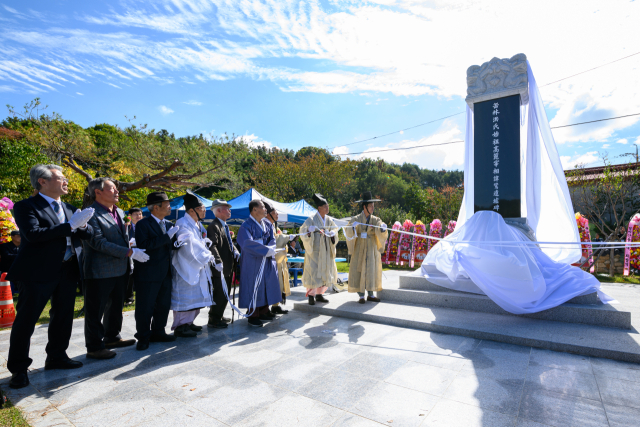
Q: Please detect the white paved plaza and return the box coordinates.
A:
[1,282,640,427]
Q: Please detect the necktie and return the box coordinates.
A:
[159,220,167,234]
[224,223,233,250]
[52,201,73,261]
[51,201,65,224]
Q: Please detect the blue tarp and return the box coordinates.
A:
[139,193,215,220]
[137,188,317,225]
[227,188,317,226]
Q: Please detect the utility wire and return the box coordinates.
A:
[332,51,640,153]
[342,112,640,156]
[330,112,464,150]
[539,50,640,87]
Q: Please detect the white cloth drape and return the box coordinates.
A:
[421,62,614,314]
[417,211,614,314]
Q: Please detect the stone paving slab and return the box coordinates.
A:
[0,276,640,426]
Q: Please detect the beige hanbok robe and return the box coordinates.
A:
[300,213,338,290]
[344,212,388,293]
[273,227,291,297]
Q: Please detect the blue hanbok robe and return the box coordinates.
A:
[237,216,282,308]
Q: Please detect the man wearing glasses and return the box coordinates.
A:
[7,164,95,389]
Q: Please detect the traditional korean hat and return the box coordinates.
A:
[263,201,276,214]
[183,190,204,211]
[312,193,328,208]
[146,191,169,205]
[355,191,381,203]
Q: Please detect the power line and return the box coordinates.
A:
[329,112,464,150]
[332,51,640,153]
[342,112,640,156]
[539,50,640,87]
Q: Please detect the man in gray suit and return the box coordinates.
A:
[82,178,150,359]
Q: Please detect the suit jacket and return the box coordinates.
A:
[82,202,130,280]
[126,222,136,240]
[207,218,236,277]
[7,194,93,282]
[133,216,176,282]
[0,242,19,273]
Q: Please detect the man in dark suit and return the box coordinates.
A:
[134,192,180,350]
[0,230,21,294]
[207,199,239,329]
[124,207,143,306]
[7,164,94,389]
[82,178,149,360]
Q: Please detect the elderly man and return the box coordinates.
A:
[82,178,148,360]
[264,201,293,314]
[236,200,281,327]
[0,230,21,295]
[124,207,143,306]
[207,199,239,329]
[344,191,388,304]
[134,192,180,350]
[300,194,339,305]
[170,191,214,337]
[7,164,94,389]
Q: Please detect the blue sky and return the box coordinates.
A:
[1,0,639,170]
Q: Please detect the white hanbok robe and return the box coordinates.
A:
[170,215,214,311]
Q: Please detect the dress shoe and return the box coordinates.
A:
[248,318,264,327]
[367,296,381,302]
[358,298,366,304]
[44,359,83,370]
[315,295,329,303]
[86,349,117,360]
[189,324,203,332]
[259,314,273,321]
[149,333,177,343]
[9,372,29,389]
[221,317,231,323]
[271,305,289,314]
[308,296,316,305]
[105,338,136,349]
[265,311,276,318]
[174,324,197,338]
[207,320,228,329]
[136,340,149,351]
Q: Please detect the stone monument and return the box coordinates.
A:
[466,53,528,220]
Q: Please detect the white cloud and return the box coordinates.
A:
[617,138,628,144]
[240,134,277,149]
[158,105,174,115]
[336,120,464,169]
[602,144,610,148]
[0,0,639,144]
[560,151,600,169]
[183,100,202,106]
[76,92,83,95]
[635,136,640,145]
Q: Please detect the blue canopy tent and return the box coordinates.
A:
[227,188,317,226]
[138,193,214,220]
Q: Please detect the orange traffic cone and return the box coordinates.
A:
[0,272,16,328]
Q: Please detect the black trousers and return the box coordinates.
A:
[209,273,231,322]
[125,273,134,302]
[134,275,171,341]
[83,273,128,352]
[8,259,79,373]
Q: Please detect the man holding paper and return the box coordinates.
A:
[299,194,338,306]
[344,191,388,304]
[236,200,282,327]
